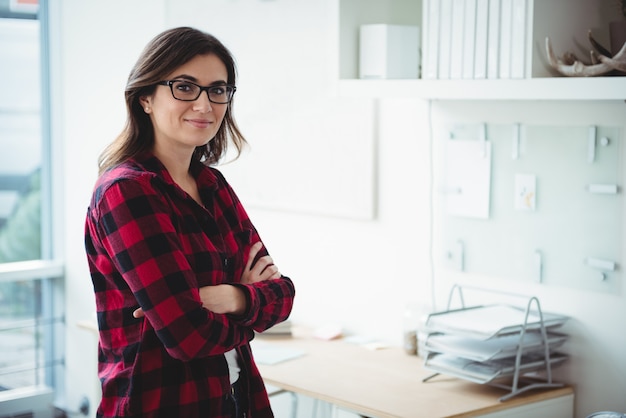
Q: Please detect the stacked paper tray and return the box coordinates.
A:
[422,304,570,385]
[423,331,568,362]
[424,351,568,385]
[424,304,569,339]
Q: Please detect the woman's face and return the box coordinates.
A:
[140,53,230,156]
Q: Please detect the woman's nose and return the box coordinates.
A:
[193,90,213,112]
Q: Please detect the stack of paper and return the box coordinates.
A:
[425,351,568,384]
[424,305,569,339]
[424,331,567,362]
[251,340,305,365]
[260,320,293,336]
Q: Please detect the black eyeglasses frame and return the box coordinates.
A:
[157,80,237,104]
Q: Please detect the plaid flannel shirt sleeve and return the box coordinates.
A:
[232,277,295,332]
[213,170,295,333]
[91,175,255,361]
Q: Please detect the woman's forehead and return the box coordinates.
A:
[167,54,228,84]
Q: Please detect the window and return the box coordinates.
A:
[0,1,64,416]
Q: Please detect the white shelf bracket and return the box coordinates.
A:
[479,123,487,158]
[534,250,543,283]
[587,125,597,163]
[584,257,616,281]
[456,240,465,272]
[586,184,619,194]
[446,241,465,272]
[512,123,520,160]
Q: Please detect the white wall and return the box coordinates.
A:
[52,1,625,417]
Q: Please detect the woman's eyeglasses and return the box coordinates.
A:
[158,80,236,104]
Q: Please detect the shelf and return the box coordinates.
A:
[337,0,623,100]
[337,77,626,101]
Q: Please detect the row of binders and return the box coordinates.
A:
[422,0,529,80]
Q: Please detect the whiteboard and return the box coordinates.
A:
[439,124,623,293]
[220,97,377,220]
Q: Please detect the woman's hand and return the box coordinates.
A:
[241,242,281,284]
[133,285,246,318]
[198,285,246,315]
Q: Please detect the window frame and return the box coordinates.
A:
[0,0,66,413]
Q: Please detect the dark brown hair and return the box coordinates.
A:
[98,26,245,174]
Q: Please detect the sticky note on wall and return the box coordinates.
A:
[515,173,536,211]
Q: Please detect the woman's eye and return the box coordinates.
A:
[211,86,226,95]
[175,82,193,92]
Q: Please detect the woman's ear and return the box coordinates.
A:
[139,96,152,114]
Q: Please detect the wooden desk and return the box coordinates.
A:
[254,330,574,418]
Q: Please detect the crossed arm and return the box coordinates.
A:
[133,241,280,318]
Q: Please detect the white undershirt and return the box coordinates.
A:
[225,348,240,384]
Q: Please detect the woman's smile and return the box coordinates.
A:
[185,118,212,129]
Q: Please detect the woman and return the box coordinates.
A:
[84,27,295,418]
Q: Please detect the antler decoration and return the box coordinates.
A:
[545,31,626,76]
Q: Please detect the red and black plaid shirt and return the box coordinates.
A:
[84,153,295,417]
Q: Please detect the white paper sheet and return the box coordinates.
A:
[445,139,492,219]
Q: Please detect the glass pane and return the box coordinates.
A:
[0,279,44,390]
[0,17,42,263]
[0,11,54,396]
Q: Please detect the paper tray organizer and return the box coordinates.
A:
[422,285,569,401]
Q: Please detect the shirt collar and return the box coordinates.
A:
[132,152,219,192]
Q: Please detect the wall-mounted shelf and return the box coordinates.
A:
[337,0,625,101]
[337,77,626,101]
